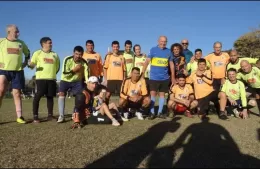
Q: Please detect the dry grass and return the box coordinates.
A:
[0,98,260,168]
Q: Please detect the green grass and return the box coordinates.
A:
[0,98,260,168]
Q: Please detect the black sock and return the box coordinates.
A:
[47,96,54,116]
[33,93,42,120]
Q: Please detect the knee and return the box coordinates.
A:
[167,100,175,109]
[59,92,65,97]
[248,99,257,107]
[143,97,151,107]
[218,92,226,99]
[119,98,127,107]
[191,100,198,108]
[12,89,21,98]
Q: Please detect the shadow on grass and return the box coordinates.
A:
[84,117,182,168]
[258,128,260,141]
[148,117,260,168]
[0,121,16,125]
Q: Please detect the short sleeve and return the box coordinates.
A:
[148,48,153,59]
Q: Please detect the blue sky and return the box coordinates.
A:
[0,1,259,80]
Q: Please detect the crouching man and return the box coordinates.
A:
[167,74,198,118]
[219,68,256,119]
[71,76,122,129]
[118,67,151,120]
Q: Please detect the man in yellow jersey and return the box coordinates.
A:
[28,37,60,123]
[122,40,135,78]
[0,24,30,124]
[119,67,150,120]
[57,46,89,123]
[83,40,103,83]
[219,68,256,119]
[103,41,126,98]
[227,50,258,72]
[133,44,150,84]
[204,42,230,91]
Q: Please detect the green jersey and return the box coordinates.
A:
[122,51,135,77]
[186,60,210,73]
[237,67,260,89]
[134,55,150,78]
[61,56,89,82]
[30,50,60,80]
[0,38,30,71]
[221,79,247,108]
[227,57,258,72]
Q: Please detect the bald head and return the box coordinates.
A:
[181,39,189,50]
[6,24,19,40]
[240,60,251,73]
[230,50,239,63]
[158,36,167,49]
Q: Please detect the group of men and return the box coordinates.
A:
[0,24,260,129]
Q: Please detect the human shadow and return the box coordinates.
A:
[84,117,182,168]
[0,121,16,125]
[148,117,260,168]
[258,128,260,141]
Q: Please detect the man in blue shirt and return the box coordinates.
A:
[181,39,193,64]
[142,36,176,120]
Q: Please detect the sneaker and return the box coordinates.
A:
[158,113,167,119]
[33,119,40,123]
[71,122,81,129]
[135,112,144,120]
[185,110,193,118]
[57,116,65,123]
[47,115,56,121]
[148,114,156,120]
[233,108,240,118]
[123,112,129,119]
[112,119,120,126]
[17,116,26,124]
[219,111,229,120]
[121,116,129,122]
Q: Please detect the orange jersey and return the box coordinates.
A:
[104,54,126,80]
[190,70,214,99]
[83,52,103,77]
[204,52,230,79]
[170,84,194,100]
[120,78,148,100]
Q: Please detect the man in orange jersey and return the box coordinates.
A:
[83,40,103,83]
[103,41,126,97]
[204,42,230,91]
[190,58,228,120]
[119,67,151,120]
[168,74,198,118]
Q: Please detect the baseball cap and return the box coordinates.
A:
[87,76,98,83]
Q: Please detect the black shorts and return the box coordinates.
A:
[145,78,150,92]
[107,80,122,94]
[36,80,57,97]
[87,113,112,124]
[0,70,25,89]
[197,91,219,115]
[213,78,222,91]
[246,86,260,97]
[149,80,169,93]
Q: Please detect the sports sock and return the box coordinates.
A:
[58,96,65,117]
[158,97,165,114]
[150,96,156,114]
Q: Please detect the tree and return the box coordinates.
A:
[234,26,260,58]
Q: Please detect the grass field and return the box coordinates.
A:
[1,97,260,168]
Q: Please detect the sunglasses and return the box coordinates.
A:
[182,43,188,45]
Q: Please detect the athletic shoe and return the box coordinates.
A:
[16,116,26,124]
[219,111,229,120]
[47,115,56,121]
[148,114,156,120]
[123,112,129,119]
[121,116,129,122]
[112,119,120,126]
[158,113,167,119]
[57,116,65,123]
[135,112,144,120]
[71,122,81,129]
[33,118,40,123]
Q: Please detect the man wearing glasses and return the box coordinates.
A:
[181,39,193,64]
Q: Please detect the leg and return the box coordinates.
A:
[58,92,66,122]
[157,80,169,118]
[12,89,23,118]
[218,92,227,112]
[118,97,129,119]
[32,92,43,121]
[190,100,198,110]
[46,80,57,120]
[0,75,8,108]
[46,96,54,118]
[99,103,120,126]
[149,80,159,117]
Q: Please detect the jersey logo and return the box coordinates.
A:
[229,89,238,95]
[214,61,224,67]
[44,58,54,64]
[197,79,204,84]
[7,48,20,54]
[247,78,256,84]
[126,58,133,64]
[130,90,138,96]
[87,59,96,64]
[0,62,5,68]
[178,94,187,99]
[112,61,122,67]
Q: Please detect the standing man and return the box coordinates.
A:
[142,36,176,120]
[0,24,30,124]
[103,41,126,97]
[28,37,60,123]
[83,40,103,83]
[181,39,193,64]
[205,42,230,90]
[122,40,135,78]
[57,46,89,123]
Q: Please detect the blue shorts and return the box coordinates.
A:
[227,99,242,109]
[59,80,83,96]
[0,70,25,89]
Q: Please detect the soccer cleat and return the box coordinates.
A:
[33,119,40,123]
[121,116,129,122]
[16,117,26,124]
[123,112,129,119]
[57,116,65,123]
[158,113,167,119]
[47,116,56,121]
[135,112,144,120]
[219,111,229,120]
[112,120,120,126]
[71,122,81,129]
